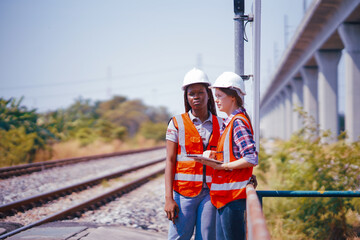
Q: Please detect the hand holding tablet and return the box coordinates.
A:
[187,154,223,165]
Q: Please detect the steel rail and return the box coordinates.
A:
[0,157,165,217]
[0,146,164,179]
[0,167,165,239]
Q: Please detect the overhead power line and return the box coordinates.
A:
[0,66,191,90]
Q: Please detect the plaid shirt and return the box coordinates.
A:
[221,108,258,165]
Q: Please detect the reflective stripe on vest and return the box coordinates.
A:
[174,115,187,155]
[210,176,251,190]
[174,173,212,183]
[176,153,196,162]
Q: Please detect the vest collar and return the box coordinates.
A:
[221,108,245,130]
[188,110,213,124]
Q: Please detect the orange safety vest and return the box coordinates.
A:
[210,113,254,209]
[172,113,222,197]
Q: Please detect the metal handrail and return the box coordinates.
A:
[256,190,360,205]
[245,188,360,240]
[246,184,271,240]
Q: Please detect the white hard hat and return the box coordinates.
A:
[210,72,246,97]
[182,68,210,90]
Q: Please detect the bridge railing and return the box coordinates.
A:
[246,184,271,240]
[256,190,360,205]
[246,185,360,240]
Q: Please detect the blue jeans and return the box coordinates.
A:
[216,199,246,240]
[168,188,216,240]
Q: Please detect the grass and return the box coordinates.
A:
[33,136,164,162]
[253,140,307,239]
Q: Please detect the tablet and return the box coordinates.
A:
[187,154,223,164]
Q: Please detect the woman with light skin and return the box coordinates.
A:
[195,72,258,240]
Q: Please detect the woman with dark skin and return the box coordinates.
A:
[164,68,221,240]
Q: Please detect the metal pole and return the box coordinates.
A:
[253,0,261,151]
[234,0,245,76]
[256,190,360,198]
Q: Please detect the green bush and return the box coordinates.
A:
[113,126,127,141]
[264,111,360,239]
[75,127,98,146]
[256,141,271,184]
[95,119,115,141]
[0,127,37,167]
[0,97,55,163]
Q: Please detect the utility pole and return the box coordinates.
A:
[233,0,261,151]
[252,0,261,151]
[284,14,289,47]
[273,42,279,65]
[234,0,245,76]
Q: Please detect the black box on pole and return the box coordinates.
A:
[234,0,244,14]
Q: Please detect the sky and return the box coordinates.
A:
[0,0,317,118]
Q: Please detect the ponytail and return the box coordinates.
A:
[218,87,250,121]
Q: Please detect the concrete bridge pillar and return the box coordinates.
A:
[275,96,283,139]
[280,91,287,139]
[260,113,266,139]
[300,67,319,127]
[291,77,304,132]
[315,50,342,138]
[338,23,360,142]
[260,106,271,139]
[284,85,293,140]
[263,105,271,139]
[270,100,277,138]
[279,94,286,139]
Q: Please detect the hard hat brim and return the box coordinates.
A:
[182,82,211,90]
[208,85,246,95]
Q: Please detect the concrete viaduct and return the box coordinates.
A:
[260,0,360,142]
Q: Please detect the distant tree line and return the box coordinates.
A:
[0,96,171,167]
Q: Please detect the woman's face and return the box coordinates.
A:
[214,88,235,115]
[187,83,209,111]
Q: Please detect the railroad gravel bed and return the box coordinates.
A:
[1,163,165,226]
[70,174,169,234]
[0,149,165,205]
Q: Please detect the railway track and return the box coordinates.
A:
[0,158,165,239]
[0,146,164,179]
[0,157,165,218]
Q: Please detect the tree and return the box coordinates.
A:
[139,121,167,142]
[96,96,127,115]
[66,97,98,121]
[103,99,149,136]
[146,106,171,123]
